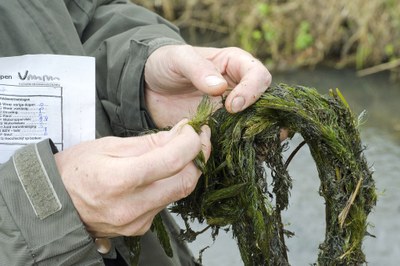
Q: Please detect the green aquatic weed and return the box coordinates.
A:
[127,83,376,265]
[173,83,376,265]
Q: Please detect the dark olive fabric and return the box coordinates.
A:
[0,0,197,264]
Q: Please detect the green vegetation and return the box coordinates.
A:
[133,0,400,79]
[127,84,376,265]
[171,85,376,265]
[126,1,383,264]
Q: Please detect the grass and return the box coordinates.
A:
[132,0,400,79]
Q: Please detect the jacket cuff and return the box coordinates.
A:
[0,139,102,265]
[101,37,185,136]
[147,36,185,56]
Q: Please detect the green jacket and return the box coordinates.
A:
[0,0,197,265]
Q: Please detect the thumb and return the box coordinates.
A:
[175,46,228,96]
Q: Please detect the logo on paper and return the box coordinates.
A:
[18,70,60,82]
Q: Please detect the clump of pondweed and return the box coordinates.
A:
[170,83,376,265]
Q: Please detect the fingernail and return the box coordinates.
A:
[200,125,211,139]
[171,119,189,134]
[205,75,225,87]
[231,96,245,113]
[95,238,112,254]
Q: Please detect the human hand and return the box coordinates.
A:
[54,119,211,237]
[144,45,272,128]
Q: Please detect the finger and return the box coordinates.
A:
[133,126,211,209]
[117,122,203,186]
[119,207,162,236]
[280,128,289,141]
[224,56,272,113]
[99,119,190,157]
[133,162,202,210]
[199,125,212,162]
[114,126,211,221]
[96,163,201,236]
[89,206,164,237]
[102,125,212,235]
[172,45,228,96]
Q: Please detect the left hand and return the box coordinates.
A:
[144,45,272,128]
[55,119,211,238]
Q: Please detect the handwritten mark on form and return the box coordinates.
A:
[0,55,95,163]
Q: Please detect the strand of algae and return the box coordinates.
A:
[126,83,376,265]
[173,83,376,265]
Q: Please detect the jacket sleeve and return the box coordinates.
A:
[67,0,186,136]
[0,140,103,265]
[0,1,186,264]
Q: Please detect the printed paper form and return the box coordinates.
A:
[0,55,95,163]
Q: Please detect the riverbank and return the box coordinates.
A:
[133,0,400,80]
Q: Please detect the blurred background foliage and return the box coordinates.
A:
[132,0,400,79]
[130,2,400,265]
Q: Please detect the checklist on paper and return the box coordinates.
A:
[0,55,95,163]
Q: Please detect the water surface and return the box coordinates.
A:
[176,67,400,265]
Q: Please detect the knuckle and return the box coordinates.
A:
[136,220,153,236]
[98,136,119,149]
[264,71,272,84]
[163,152,186,173]
[228,47,253,59]
[121,216,154,236]
[226,46,243,54]
[100,136,116,142]
[104,175,128,195]
[179,173,198,198]
[110,213,130,228]
[144,133,161,149]
[111,206,141,227]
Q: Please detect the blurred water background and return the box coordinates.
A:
[176,67,400,265]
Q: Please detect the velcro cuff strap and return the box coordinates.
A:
[13,143,62,220]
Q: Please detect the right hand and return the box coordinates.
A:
[144,45,272,128]
[54,119,211,237]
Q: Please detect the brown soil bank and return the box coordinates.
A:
[133,0,400,79]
